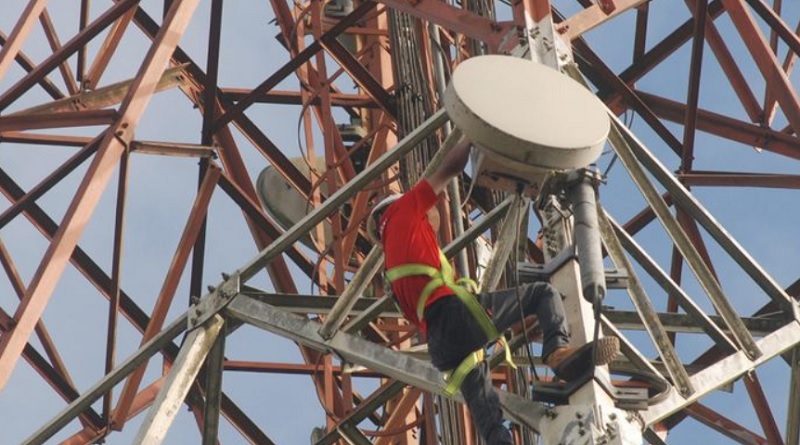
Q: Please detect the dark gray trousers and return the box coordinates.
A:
[425,282,569,445]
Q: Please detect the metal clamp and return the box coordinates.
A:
[188,272,241,330]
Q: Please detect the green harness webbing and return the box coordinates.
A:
[385,250,516,396]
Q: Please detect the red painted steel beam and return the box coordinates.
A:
[765,22,799,126]
[0,29,64,100]
[84,7,138,91]
[0,239,76,390]
[637,91,800,160]
[0,0,141,111]
[200,0,223,146]
[310,0,346,294]
[525,0,551,22]
[743,373,784,445]
[220,88,375,107]
[103,149,130,422]
[59,427,103,445]
[0,304,103,429]
[685,403,768,444]
[632,4,648,61]
[615,0,723,85]
[0,0,50,85]
[684,0,762,122]
[0,307,13,331]
[559,0,646,40]
[679,171,800,188]
[0,0,200,410]
[0,132,91,146]
[212,1,377,131]
[371,0,512,50]
[77,0,90,82]
[719,0,800,132]
[38,8,79,95]
[681,0,709,171]
[319,36,396,118]
[212,129,304,293]
[574,39,685,156]
[0,138,98,230]
[0,170,269,441]
[610,0,762,124]
[0,109,117,131]
[744,0,800,60]
[112,162,219,427]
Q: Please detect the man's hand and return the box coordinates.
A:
[427,136,472,195]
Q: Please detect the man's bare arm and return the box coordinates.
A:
[426,136,472,195]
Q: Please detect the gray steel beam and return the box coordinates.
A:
[598,207,693,397]
[21,315,188,445]
[201,321,226,445]
[607,117,760,360]
[787,346,800,445]
[479,195,528,292]
[601,315,669,383]
[224,294,546,432]
[607,311,783,338]
[444,194,513,260]
[605,210,736,351]
[337,422,373,445]
[612,113,797,317]
[133,315,224,444]
[341,295,397,335]
[226,295,443,393]
[318,246,385,340]
[244,292,784,337]
[643,319,800,425]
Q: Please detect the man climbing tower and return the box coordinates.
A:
[368,136,620,445]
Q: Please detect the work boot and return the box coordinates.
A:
[545,337,620,382]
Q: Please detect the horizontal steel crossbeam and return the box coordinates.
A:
[224,294,547,433]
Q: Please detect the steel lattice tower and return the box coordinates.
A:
[1,0,800,444]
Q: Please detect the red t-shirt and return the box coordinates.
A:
[380,180,453,334]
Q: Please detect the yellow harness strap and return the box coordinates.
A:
[385,250,516,396]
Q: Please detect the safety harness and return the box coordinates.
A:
[385,250,516,396]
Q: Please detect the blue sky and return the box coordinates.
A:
[1,1,800,444]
